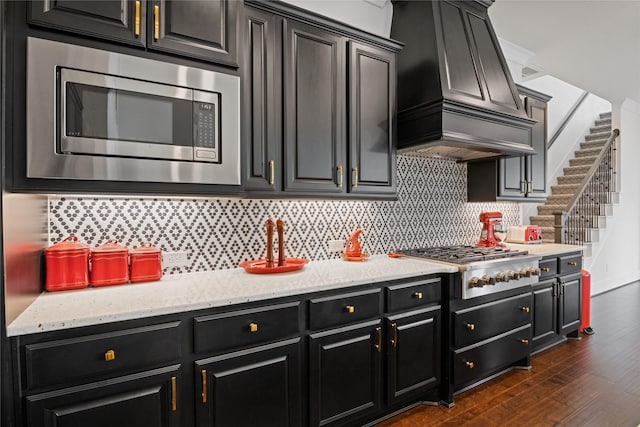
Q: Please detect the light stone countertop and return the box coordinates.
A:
[504,243,585,257]
[7,255,458,337]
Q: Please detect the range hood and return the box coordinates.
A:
[391,0,536,161]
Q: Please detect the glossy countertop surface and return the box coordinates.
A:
[504,243,585,257]
[7,255,458,337]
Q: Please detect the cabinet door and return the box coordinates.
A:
[387,307,440,405]
[559,277,582,336]
[195,338,301,427]
[29,0,146,47]
[499,156,526,199]
[525,96,548,198]
[241,6,280,191]
[348,41,397,196]
[148,0,238,67]
[283,19,346,194]
[309,320,382,426]
[25,365,183,427]
[532,280,560,353]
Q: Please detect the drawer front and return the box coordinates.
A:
[194,302,300,354]
[558,253,582,276]
[386,277,441,313]
[25,322,182,390]
[453,324,531,388]
[538,257,557,279]
[453,293,532,348]
[309,289,381,330]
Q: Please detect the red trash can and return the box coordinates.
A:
[580,270,594,335]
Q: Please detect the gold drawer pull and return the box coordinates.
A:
[414,292,423,299]
[104,349,116,362]
[466,323,475,331]
[337,165,343,188]
[249,322,258,333]
[521,306,530,313]
[171,376,177,411]
[201,370,207,403]
[390,322,398,348]
[352,167,359,188]
[134,1,141,36]
[568,261,578,267]
[346,305,355,313]
[541,267,550,272]
[269,160,275,185]
[520,339,529,344]
[466,361,474,369]
[374,326,382,352]
[153,5,160,41]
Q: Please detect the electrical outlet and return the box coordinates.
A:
[328,239,345,252]
[163,251,189,268]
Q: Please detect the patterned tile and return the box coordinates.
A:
[48,156,521,274]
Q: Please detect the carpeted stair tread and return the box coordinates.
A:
[585,131,611,141]
[580,140,607,150]
[563,165,591,176]
[551,184,581,195]
[575,147,602,158]
[546,194,574,205]
[537,204,568,215]
[590,124,612,133]
[557,174,586,185]
[569,156,598,167]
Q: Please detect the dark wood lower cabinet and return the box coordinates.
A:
[559,277,582,336]
[532,279,561,352]
[308,320,382,427]
[194,338,301,427]
[25,365,183,427]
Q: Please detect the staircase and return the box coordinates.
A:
[530,112,619,257]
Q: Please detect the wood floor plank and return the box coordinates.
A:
[376,281,640,426]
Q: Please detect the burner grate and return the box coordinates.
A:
[398,245,528,264]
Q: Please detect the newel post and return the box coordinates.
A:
[553,211,566,244]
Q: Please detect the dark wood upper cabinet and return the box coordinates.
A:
[348,41,397,196]
[283,19,346,194]
[29,0,238,67]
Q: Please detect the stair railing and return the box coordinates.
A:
[547,90,590,149]
[553,128,620,245]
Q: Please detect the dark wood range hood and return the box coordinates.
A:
[391,0,536,161]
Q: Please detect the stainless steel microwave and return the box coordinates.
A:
[26,37,240,185]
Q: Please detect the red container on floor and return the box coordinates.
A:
[90,240,129,286]
[130,243,163,283]
[45,235,90,292]
[580,269,593,334]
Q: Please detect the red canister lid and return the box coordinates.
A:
[130,243,161,254]
[92,240,128,254]
[45,235,90,254]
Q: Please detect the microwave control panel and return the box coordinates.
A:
[194,100,219,163]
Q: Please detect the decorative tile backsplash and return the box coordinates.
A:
[49,156,521,274]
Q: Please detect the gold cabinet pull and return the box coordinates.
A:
[268,160,275,185]
[466,323,475,331]
[201,370,207,403]
[568,261,578,267]
[345,305,355,313]
[249,322,258,333]
[390,322,398,348]
[134,1,141,36]
[521,306,530,313]
[352,167,359,188]
[541,267,550,272]
[153,5,160,41]
[171,376,177,411]
[104,349,116,362]
[520,339,529,344]
[466,361,474,369]
[414,291,423,299]
[374,326,382,352]
[337,165,343,188]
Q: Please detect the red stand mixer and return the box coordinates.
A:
[477,211,504,248]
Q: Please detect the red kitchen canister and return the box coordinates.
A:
[90,240,129,287]
[129,243,163,283]
[45,235,90,292]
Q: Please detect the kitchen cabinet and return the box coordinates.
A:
[532,253,583,354]
[467,86,552,202]
[28,0,238,67]
[241,1,401,198]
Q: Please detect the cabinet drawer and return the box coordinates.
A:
[194,302,300,354]
[453,324,531,388]
[386,277,441,313]
[539,258,557,279]
[309,289,381,330]
[24,322,182,390]
[453,293,532,348]
[558,254,582,275]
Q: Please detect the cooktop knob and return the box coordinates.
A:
[529,267,540,276]
[495,272,506,282]
[519,268,531,278]
[481,274,495,285]
[507,270,520,280]
[469,277,483,287]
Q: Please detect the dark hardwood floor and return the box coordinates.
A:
[377,281,640,427]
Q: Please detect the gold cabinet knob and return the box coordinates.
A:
[346,305,355,313]
[521,306,530,313]
[249,322,258,333]
[466,361,475,369]
[569,261,578,267]
[541,267,550,272]
[414,292,423,299]
[520,339,529,344]
[466,323,475,331]
[104,349,116,362]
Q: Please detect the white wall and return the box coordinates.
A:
[281,0,393,37]
[586,99,640,295]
